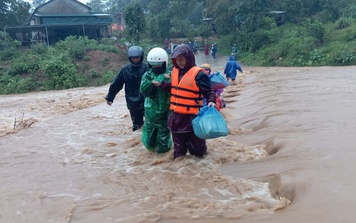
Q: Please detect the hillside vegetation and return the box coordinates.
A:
[232,19,356,66]
[1,0,356,94]
[0,36,127,94]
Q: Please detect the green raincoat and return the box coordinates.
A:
[140,69,172,153]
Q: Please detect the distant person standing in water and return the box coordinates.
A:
[204,44,209,55]
[231,44,238,59]
[164,39,169,49]
[224,55,243,84]
[211,42,217,59]
[105,46,149,131]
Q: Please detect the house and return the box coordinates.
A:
[3,0,112,45]
[269,11,286,26]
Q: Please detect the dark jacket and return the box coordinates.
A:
[105,63,149,107]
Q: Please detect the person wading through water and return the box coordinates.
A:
[153,44,216,160]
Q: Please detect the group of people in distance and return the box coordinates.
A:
[105,43,243,160]
[202,42,217,59]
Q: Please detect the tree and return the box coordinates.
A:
[0,0,8,15]
[146,12,171,39]
[32,0,47,9]
[206,0,240,34]
[146,0,170,39]
[123,2,146,42]
[147,0,169,14]
[87,0,106,12]
[197,23,212,40]
[0,0,31,27]
[167,0,197,20]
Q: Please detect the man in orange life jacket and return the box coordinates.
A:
[153,44,216,160]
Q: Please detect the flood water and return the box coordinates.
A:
[1,52,356,223]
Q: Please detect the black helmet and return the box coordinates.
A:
[128,46,144,66]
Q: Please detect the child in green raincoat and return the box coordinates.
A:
[140,47,172,153]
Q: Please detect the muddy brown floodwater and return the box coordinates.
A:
[1,52,356,223]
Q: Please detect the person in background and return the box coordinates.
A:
[188,41,193,51]
[211,42,217,59]
[204,44,209,56]
[140,47,172,153]
[200,63,227,111]
[193,40,199,53]
[153,44,216,160]
[224,55,243,84]
[164,39,169,49]
[164,39,170,54]
[231,44,238,59]
[105,46,149,132]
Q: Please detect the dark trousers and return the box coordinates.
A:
[127,100,144,131]
[212,51,216,59]
[172,131,207,159]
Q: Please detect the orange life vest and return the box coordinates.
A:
[170,67,204,115]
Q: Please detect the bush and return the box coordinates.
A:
[39,49,88,90]
[54,36,98,59]
[98,70,116,86]
[0,35,21,61]
[0,74,37,94]
[30,43,48,54]
[0,36,124,94]
[8,53,42,76]
[335,17,351,29]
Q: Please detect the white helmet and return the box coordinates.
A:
[147,47,168,67]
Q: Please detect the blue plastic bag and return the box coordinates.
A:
[192,106,228,139]
[210,72,229,90]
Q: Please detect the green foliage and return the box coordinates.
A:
[197,23,213,40]
[101,57,110,67]
[54,36,98,59]
[170,18,196,38]
[304,19,325,44]
[0,36,127,94]
[0,47,20,61]
[0,0,31,27]
[90,69,100,78]
[340,4,356,18]
[99,37,115,45]
[123,2,146,42]
[0,33,21,61]
[39,49,88,90]
[147,0,169,14]
[32,0,46,8]
[328,42,356,65]
[96,44,119,53]
[98,70,116,86]
[317,9,340,23]
[30,42,48,54]
[206,0,239,34]
[1,0,356,96]
[146,12,171,40]
[82,55,91,61]
[0,74,37,94]
[335,17,352,29]
[87,0,106,12]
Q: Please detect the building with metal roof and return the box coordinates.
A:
[3,0,112,45]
